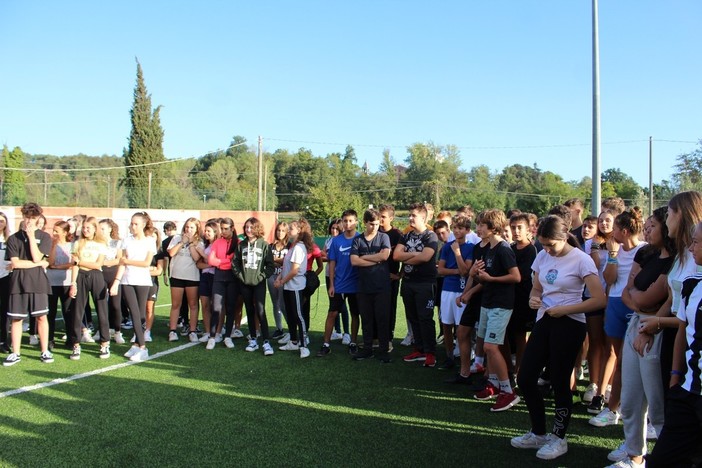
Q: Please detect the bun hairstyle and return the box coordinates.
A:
[614,206,643,235]
[537,215,580,248]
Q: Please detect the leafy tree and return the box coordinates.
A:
[303,174,364,233]
[402,142,463,210]
[2,146,26,205]
[601,168,644,205]
[673,139,702,191]
[459,165,506,212]
[498,164,573,215]
[124,59,165,208]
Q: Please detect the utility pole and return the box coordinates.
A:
[43,169,48,205]
[649,137,653,215]
[107,175,111,208]
[147,171,152,209]
[264,162,268,212]
[591,0,602,215]
[257,135,263,211]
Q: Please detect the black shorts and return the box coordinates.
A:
[508,306,537,333]
[199,272,214,297]
[329,293,358,316]
[586,308,605,318]
[8,293,49,319]
[148,283,159,302]
[459,302,480,328]
[170,277,200,288]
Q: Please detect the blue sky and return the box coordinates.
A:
[1,1,700,187]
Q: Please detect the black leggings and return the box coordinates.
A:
[48,285,73,343]
[73,269,109,345]
[102,266,122,332]
[212,274,238,337]
[122,285,150,346]
[283,289,307,345]
[517,315,586,439]
[241,282,269,341]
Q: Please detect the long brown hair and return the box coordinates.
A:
[668,191,702,265]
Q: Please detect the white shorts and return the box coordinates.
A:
[440,290,464,325]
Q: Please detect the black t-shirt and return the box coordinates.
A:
[380,227,402,276]
[7,229,52,295]
[512,242,538,313]
[480,240,517,310]
[633,249,674,294]
[570,226,585,250]
[399,229,438,283]
[468,241,489,314]
[351,232,391,293]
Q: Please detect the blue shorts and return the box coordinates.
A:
[604,296,632,339]
[477,307,512,345]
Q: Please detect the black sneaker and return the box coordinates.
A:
[122,318,134,330]
[587,395,605,414]
[445,373,472,385]
[438,358,455,370]
[348,343,358,355]
[271,329,284,340]
[352,349,374,361]
[3,353,20,366]
[316,345,331,357]
[377,353,393,364]
[40,351,54,364]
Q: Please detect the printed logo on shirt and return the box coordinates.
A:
[405,236,424,253]
[339,246,352,252]
[546,269,558,285]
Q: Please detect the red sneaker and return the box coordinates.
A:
[423,353,436,367]
[474,382,499,400]
[491,391,521,412]
[403,350,427,362]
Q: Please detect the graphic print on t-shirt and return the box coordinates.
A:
[546,269,558,285]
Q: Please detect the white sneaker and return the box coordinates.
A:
[129,348,149,362]
[510,431,548,449]
[189,332,199,343]
[341,333,351,345]
[453,346,460,358]
[130,334,136,343]
[199,334,210,343]
[607,441,628,462]
[69,346,81,361]
[245,339,259,352]
[330,331,343,341]
[280,341,299,351]
[124,346,140,358]
[589,409,620,427]
[168,331,178,342]
[536,434,568,460]
[231,328,244,339]
[605,458,645,468]
[205,338,216,350]
[646,422,658,440]
[576,366,585,381]
[604,384,612,404]
[223,337,235,349]
[144,330,152,342]
[400,333,413,347]
[583,383,598,403]
[93,331,101,342]
[215,334,223,343]
[299,347,310,358]
[29,334,39,346]
[305,336,310,346]
[263,342,274,356]
[277,333,290,345]
[99,344,110,359]
[114,332,125,344]
[81,332,95,344]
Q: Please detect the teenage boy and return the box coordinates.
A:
[350,208,392,362]
[433,220,450,343]
[456,205,481,245]
[3,202,54,366]
[437,215,474,370]
[472,209,521,412]
[318,210,360,356]
[394,203,439,367]
[379,204,403,346]
[564,198,585,246]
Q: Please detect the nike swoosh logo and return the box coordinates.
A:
[339,246,352,252]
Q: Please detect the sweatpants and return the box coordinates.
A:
[357,290,390,353]
[73,269,109,345]
[267,275,286,331]
[517,314,586,439]
[388,278,400,340]
[212,274,238,337]
[241,282,269,341]
[48,285,72,343]
[121,285,150,346]
[620,313,665,457]
[283,289,307,345]
[401,281,436,355]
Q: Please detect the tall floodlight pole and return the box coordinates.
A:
[591,0,602,215]
[649,136,653,215]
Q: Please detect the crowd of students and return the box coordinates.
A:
[2,196,702,465]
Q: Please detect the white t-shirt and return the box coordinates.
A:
[122,235,157,286]
[104,239,122,262]
[608,242,647,297]
[282,242,307,291]
[532,247,598,324]
[47,242,73,287]
[168,235,201,282]
[669,250,702,317]
[73,240,108,266]
[0,235,9,280]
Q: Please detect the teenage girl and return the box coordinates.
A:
[167,217,202,342]
[47,221,73,350]
[268,221,289,341]
[99,219,124,344]
[207,217,239,349]
[0,212,11,353]
[197,220,218,348]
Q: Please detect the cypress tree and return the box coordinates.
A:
[124,59,165,208]
[2,145,27,205]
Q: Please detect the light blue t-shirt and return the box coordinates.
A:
[328,232,360,294]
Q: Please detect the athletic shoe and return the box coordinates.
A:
[474,382,499,400]
[607,442,628,463]
[130,334,136,343]
[271,329,285,340]
[29,334,39,346]
[199,334,210,343]
[168,331,179,342]
[121,318,133,330]
[646,421,658,440]
[341,333,351,346]
[605,459,645,468]
[223,337,235,349]
[231,328,244,339]
[205,338,216,350]
[299,347,310,358]
[124,346,140,358]
[445,374,472,385]
[3,353,21,366]
[277,333,290,345]
[70,346,81,361]
[93,331,102,342]
[536,434,568,460]
[576,366,585,381]
[245,339,259,352]
[330,331,343,341]
[400,334,413,346]
[470,362,486,374]
[263,342,274,356]
[589,409,620,427]
[510,431,549,449]
[180,324,190,336]
[40,351,54,364]
[22,321,29,332]
[436,334,444,345]
[583,383,598,403]
[144,330,153,342]
[99,345,110,359]
[81,331,95,344]
[352,349,373,361]
[423,353,436,368]
[403,351,426,362]
[491,391,520,412]
[348,343,358,355]
[316,345,331,357]
[214,334,223,343]
[587,395,605,414]
[279,341,299,351]
[604,384,612,404]
[129,348,149,362]
[114,332,125,345]
[438,358,455,370]
[189,332,199,343]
